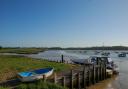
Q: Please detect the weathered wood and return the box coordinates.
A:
[43,75,46,82]
[62,76,66,87]
[70,70,73,89]
[83,68,86,89]
[92,65,96,84]
[102,60,106,80]
[97,67,100,82]
[88,67,91,86]
[104,60,107,79]
[77,73,80,89]
[100,62,103,80]
[54,73,57,84]
[47,58,112,89]
[61,55,64,63]
[103,62,106,80]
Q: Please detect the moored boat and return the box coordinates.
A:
[72,56,119,74]
[17,68,54,82]
[118,53,126,57]
[101,52,110,56]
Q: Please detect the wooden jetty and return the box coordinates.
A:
[42,57,115,89]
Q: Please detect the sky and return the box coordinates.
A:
[0,0,128,47]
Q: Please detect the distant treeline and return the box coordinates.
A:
[1,46,128,50]
[48,46,128,50]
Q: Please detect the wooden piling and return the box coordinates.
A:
[61,55,64,63]
[77,73,80,89]
[97,66,100,82]
[54,73,57,84]
[70,70,73,89]
[104,60,107,79]
[100,61,103,80]
[43,75,46,82]
[62,76,66,87]
[92,65,96,84]
[83,68,86,88]
[102,60,106,80]
[87,67,91,86]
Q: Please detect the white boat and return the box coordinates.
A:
[106,69,113,76]
[72,56,119,73]
[17,68,54,82]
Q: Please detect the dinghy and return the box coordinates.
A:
[18,68,54,82]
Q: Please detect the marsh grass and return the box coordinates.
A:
[17,81,68,89]
[0,48,45,54]
[0,55,71,82]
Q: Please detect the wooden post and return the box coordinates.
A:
[103,60,105,80]
[61,55,64,63]
[43,75,46,82]
[70,70,73,89]
[102,60,105,80]
[62,76,66,88]
[96,58,99,65]
[88,67,91,86]
[92,65,96,84]
[97,66,100,82]
[54,73,57,84]
[100,61,103,80]
[77,73,81,89]
[83,68,86,89]
[104,59,107,79]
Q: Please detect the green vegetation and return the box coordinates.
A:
[17,81,68,89]
[0,87,9,89]
[0,48,46,54]
[1,46,128,54]
[0,55,72,82]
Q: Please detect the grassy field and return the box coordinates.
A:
[0,55,72,82]
[0,48,46,54]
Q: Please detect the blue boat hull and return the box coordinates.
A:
[18,68,54,82]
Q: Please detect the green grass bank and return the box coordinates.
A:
[0,55,72,82]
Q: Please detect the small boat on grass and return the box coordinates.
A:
[17,68,54,82]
